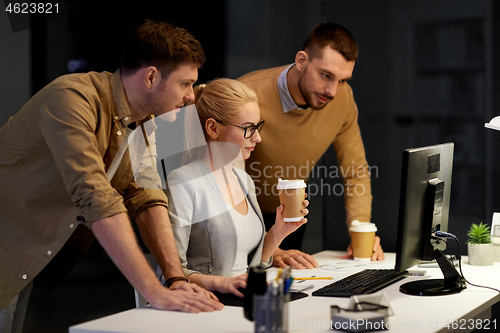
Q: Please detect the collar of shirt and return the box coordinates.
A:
[277,64,307,113]
[110,69,133,127]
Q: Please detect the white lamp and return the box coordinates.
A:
[484,116,500,131]
[491,213,500,262]
[484,118,500,261]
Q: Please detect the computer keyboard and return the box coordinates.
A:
[312,269,407,297]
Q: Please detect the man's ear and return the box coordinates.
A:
[295,51,308,72]
[144,66,161,90]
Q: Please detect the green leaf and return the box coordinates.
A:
[466,222,492,244]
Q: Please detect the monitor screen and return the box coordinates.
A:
[393,142,466,296]
[395,142,454,272]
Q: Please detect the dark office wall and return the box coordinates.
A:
[0,10,30,126]
[0,1,498,332]
[41,0,226,87]
[225,0,322,77]
[491,1,500,213]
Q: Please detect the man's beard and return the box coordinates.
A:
[143,93,162,116]
[297,69,333,110]
[142,84,177,117]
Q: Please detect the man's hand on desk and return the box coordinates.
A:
[184,273,248,298]
[170,280,221,302]
[272,248,319,269]
[149,283,224,313]
[342,236,385,261]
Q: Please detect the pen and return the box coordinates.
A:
[293,277,333,280]
[282,266,291,294]
[276,268,283,280]
[284,277,293,294]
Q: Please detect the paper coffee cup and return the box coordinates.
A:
[277,178,306,222]
[349,220,377,262]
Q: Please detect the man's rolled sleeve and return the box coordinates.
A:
[124,187,168,221]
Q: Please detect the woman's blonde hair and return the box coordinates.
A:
[195,78,258,134]
[182,78,258,164]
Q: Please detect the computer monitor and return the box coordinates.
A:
[394,142,466,296]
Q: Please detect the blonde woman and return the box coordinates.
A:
[161,78,308,297]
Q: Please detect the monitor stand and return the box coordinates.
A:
[400,251,466,296]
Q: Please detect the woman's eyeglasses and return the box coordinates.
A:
[214,119,265,139]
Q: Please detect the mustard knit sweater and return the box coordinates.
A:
[239,65,372,226]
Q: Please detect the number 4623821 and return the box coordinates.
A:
[444,319,496,330]
[5,3,59,14]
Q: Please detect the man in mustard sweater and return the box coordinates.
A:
[239,22,384,268]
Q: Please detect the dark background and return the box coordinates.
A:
[1,0,499,332]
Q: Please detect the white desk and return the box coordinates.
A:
[69,252,500,333]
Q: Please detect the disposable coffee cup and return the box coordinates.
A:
[349,220,377,262]
[276,178,306,222]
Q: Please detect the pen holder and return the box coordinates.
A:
[253,293,290,333]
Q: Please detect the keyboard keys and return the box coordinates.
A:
[312,269,407,297]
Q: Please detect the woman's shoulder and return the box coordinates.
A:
[167,159,211,185]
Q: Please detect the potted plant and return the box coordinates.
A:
[467,222,493,266]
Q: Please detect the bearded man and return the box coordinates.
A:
[238,22,384,269]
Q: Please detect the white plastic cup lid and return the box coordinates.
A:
[349,220,377,233]
[276,178,306,189]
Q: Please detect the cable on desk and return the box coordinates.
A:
[435,231,500,294]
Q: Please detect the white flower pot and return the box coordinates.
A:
[468,243,494,266]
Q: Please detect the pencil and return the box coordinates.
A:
[293,277,333,280]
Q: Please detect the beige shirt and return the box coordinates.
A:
[0,70,167,308]
[239,65,372,225]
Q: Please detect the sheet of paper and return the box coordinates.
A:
[315,258,385,271]
[288,280,314,293]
